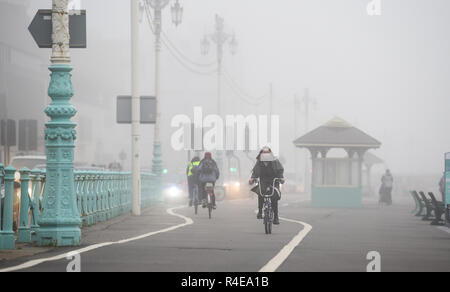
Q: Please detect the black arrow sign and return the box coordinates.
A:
[28,9,87,49]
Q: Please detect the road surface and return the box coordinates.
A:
[0,193,449,272]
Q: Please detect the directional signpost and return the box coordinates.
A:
[116,96,156,124]
[28,10,87,48]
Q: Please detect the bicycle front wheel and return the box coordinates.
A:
[264,209,270,234]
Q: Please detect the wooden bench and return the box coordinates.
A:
[410,191,426,217]
[428,192,445,226]
[418,191,434,221]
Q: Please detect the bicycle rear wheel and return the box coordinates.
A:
[207,194,212,219]
[268,210,273,234]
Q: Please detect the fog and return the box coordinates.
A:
[1,0,450,184]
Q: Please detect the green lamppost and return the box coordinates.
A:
[36,0,81,246]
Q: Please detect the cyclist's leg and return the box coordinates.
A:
[193,183,198,203]
[257,195,263,219]
[200,182,207,206]
[187,178,194,206]
[272,189,280,224]
[212,182,216,207]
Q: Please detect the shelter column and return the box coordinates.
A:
[310,149,319,187]
[346,149,355,186]
[356,149,367,189]
[319,148,328,186]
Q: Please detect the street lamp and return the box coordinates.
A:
[229,33,238,56]
[201,14,237,184]
[171,0,183,26]
[36,0,81,246]
[146,0,183,199]
[201,35,210,56]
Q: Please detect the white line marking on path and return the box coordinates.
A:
[436,226,450,235]
[0,206,193,272]
[258,198,312,272]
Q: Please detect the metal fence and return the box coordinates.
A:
[0,164,157,250]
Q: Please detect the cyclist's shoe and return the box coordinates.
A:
[273,216,280,225]
[256,212,263,219]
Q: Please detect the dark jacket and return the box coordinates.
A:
[197,158,220,183]
[251,159,284,181]
[250,159,284,198]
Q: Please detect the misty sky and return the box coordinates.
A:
[5,0,450,177]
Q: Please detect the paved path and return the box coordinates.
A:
[0,193,449,272]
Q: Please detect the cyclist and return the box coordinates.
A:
[186,156,201,207]
[249,147,285,225]
[197,152,220,209]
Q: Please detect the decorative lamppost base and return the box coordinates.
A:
[37,227,81,247]
[36,64,82,247]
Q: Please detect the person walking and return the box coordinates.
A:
[379,169,394,205]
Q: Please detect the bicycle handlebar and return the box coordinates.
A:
[251,177,283,198]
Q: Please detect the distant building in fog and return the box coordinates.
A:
[0,0,130,168]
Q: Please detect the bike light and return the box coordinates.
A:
[167,186,181,198]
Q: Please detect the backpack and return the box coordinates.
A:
[201,159,216,175]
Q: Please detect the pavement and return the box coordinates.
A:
[0,192,449,272]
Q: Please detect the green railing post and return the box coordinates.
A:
[0,164,3,248]
[17,168,31,243]
[88,172,95,225]
[1,166,16,250]
[107,174,113,220]
[110,174,115,218]
[120,174,125,214]
[30,169,41,243]
[100,174,105,221]
[96,173,101,222]
[80,173,88,227]
[74,172,83,228]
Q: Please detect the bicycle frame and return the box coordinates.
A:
[255,178,281,199]
[254,178,282,234]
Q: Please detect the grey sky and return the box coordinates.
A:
[4,0,450,177]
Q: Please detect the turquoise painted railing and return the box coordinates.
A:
[0,166,157,250]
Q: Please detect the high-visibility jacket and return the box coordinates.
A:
[187,161,200,177]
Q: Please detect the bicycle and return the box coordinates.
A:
[253,178,282,234]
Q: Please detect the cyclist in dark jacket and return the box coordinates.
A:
[249,147,285,225]
[197,152,220,209]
